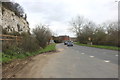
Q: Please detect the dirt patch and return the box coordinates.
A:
[2,57,32,78]
[2,51,57,78]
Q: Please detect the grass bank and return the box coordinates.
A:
[75,42,120,51]
[1,43,56,63]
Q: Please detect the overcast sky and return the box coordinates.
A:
[13,0,118,37]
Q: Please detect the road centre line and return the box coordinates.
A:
[81,53,85,54]
[89,56,94,58]
[104,60,110,63]
[80,53,111,63]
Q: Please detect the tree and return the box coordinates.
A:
[70,16,119,46]
[93,26,107,45]
[69,16,85,36]
[33,24,52,48]
[69,16,96,44]
[2,1,25,17]
[106,22,119,46]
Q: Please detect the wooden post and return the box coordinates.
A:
[16,36,17,44]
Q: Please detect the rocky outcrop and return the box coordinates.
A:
[1,3,30,34]
[0,2,2,30]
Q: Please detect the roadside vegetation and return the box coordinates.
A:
[70,16,119,50]
[2,24,55,63]
[2,43,56,63]
[75,42,120,51]
[1,1,56,64]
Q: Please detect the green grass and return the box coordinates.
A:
[2,43,56,63]
[75,42,120,51]
[39,43,56,53]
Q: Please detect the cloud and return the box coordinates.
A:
[13,0,118,37]
[15,0,73,22]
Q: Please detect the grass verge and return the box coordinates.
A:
[75,42,120,51]
[1,43,56,63]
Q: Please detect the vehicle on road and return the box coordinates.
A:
[64,41,68,45]
[67,42,73,46]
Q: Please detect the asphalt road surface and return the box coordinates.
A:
[15,43,118,78]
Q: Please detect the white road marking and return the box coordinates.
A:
[115,55,118,56]
[89,56,94,58]
[104,60,110,63]
[81,53,85,54]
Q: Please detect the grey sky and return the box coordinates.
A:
[13,0,118,37]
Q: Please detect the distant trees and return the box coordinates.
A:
[105,22,119,46]
[70,16,119,47]
[69,16,95,44]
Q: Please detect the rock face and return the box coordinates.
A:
[1,4,30,34]
[0,2,2,31]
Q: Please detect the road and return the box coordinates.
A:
[15,43,118,78]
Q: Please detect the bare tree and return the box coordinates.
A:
[33,24,52,48]
[69,16,85,35]
[69,16,96,44]
[70,16,119,47]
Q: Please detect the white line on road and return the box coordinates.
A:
[81,53,85,54]
[104,60,110,63]
[89,56,94,58]
[115,55,118,56]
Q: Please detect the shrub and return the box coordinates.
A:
[33,24,52,48]
[20,32,40,52]
[2,28,8,34]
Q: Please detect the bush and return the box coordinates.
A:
[2,28,8,34]
[39,43,56,53]
[2,25,54,63]
[2,32,40,57]
[33,24,52,48]
[20,32,40,52]
[2,40,15,53]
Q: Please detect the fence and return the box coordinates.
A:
[0,34,22,42]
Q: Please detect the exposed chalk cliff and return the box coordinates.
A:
[1,2,30,34]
